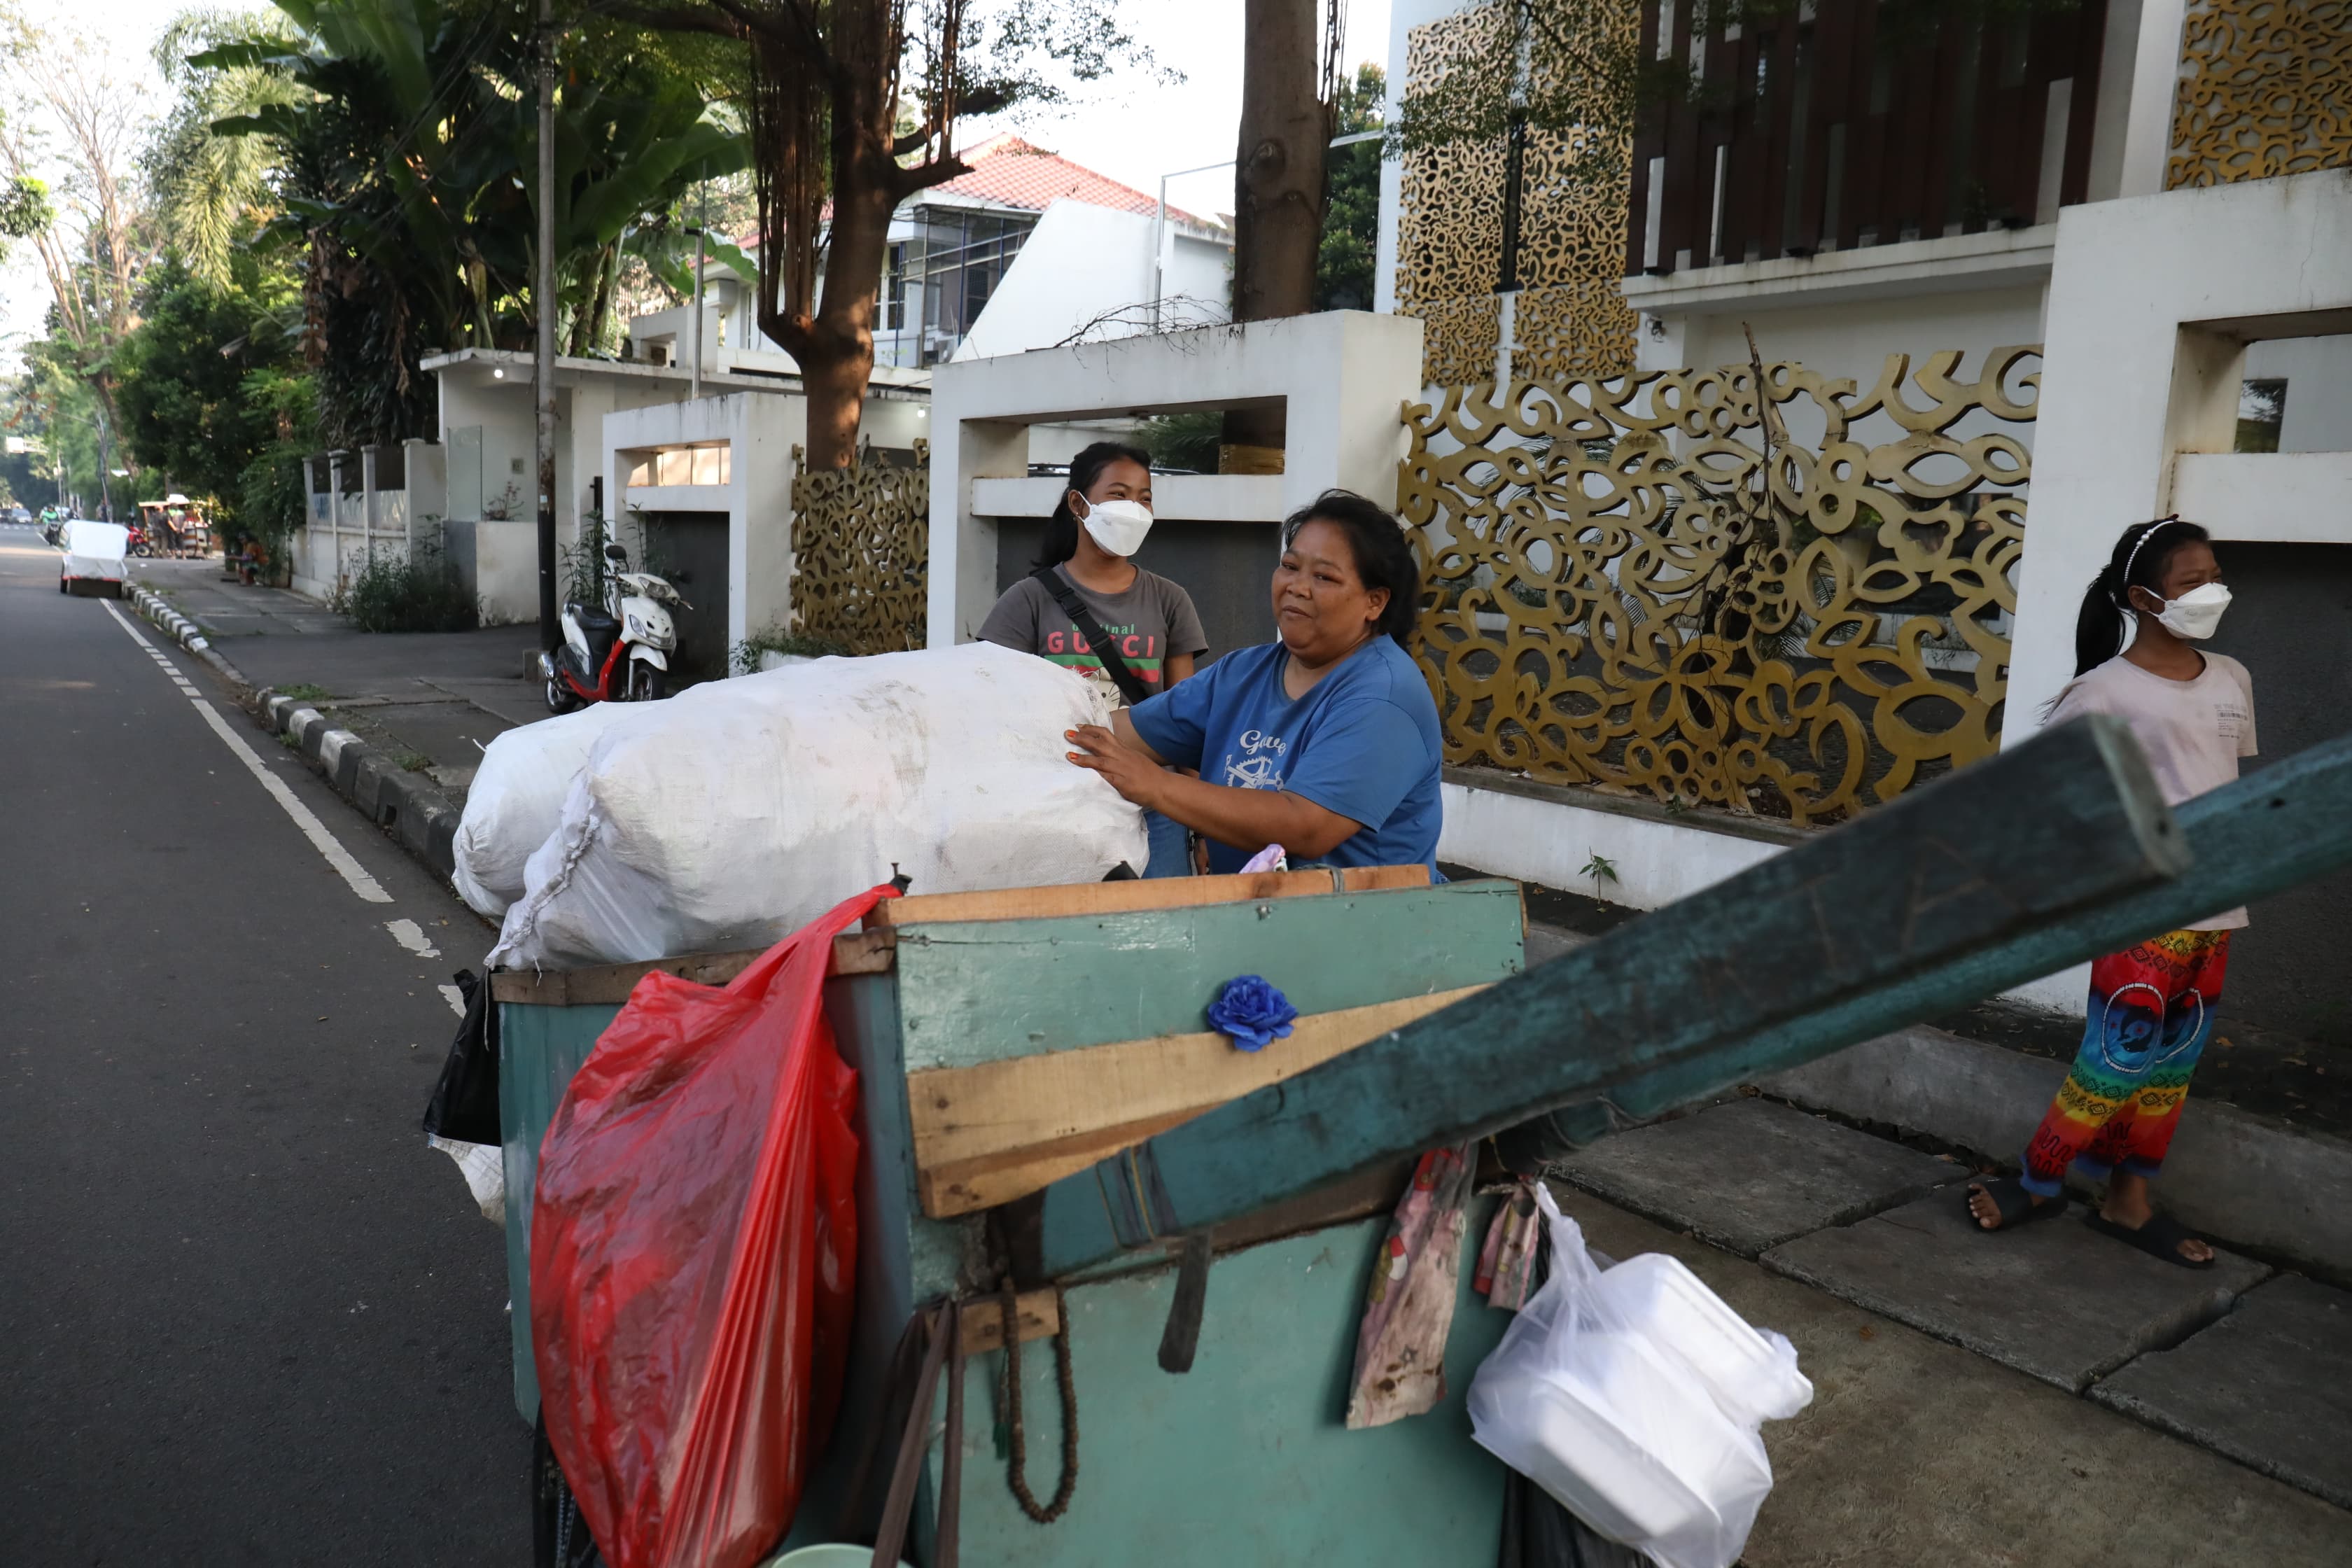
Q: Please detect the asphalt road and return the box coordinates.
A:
[0,525,528,1562]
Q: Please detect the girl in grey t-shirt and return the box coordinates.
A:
[976,440,1207,876]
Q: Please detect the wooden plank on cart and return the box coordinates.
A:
[870,864,1432,928]
[1014,716,2211,1280]
[888,878,1525,1074]
[490,929,895,1006]
[910,984,1490,1217]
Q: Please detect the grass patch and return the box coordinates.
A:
[276,682,332,701]
[396,752,434,772]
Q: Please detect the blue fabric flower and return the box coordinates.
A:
[1208,974,1298,1053]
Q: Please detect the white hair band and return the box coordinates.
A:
[2118,515,2182,592]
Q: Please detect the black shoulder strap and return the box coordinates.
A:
[1030,565,1152,706]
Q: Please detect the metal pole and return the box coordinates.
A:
[533,0,559,650]
[690,222,705,401]
[1150,159,1240,330]
[94,407,112,522]
[1152,176,1167,331]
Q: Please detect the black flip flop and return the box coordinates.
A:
[1963,1176,2066,1232]
[2086,1210,2215,1270]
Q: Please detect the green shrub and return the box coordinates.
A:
[338,545,478,633]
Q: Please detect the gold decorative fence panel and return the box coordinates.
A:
[790,440,929,654]
[2170,0,2351,188]
[1394,1,1639,386]
[1401,351,2038,825]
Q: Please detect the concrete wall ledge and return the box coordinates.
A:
[1760,1024,2352,1283]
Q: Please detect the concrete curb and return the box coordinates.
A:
[257,690,463,882]
[126,582,252,694]
[1759,1023,2352,1284]
[125,581,464,886]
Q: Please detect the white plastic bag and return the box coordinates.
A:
[1466,1186,1811,1568]
[489,642,1147,969]
[451,701,648,916]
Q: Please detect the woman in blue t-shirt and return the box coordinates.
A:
[1065,489,1443,872]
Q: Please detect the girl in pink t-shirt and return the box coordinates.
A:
[1966,517,2253,1268]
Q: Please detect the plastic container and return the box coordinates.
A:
[1591,1253,1813,1424]
[1475,1329,1767,1552]
[1466,1186,1809,1568]
[761,1549,913,1568]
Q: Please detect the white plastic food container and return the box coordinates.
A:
[1592,1253,1813,1424]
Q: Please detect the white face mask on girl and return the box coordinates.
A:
[2144,581,2232,640]
[1076,496,1154,557]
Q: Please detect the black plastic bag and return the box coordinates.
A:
[421,968,500,1147]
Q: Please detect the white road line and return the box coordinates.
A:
[99,598,393,904]
[438,984,468,1017]
[387,918,442,958]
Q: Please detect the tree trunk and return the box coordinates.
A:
[1224,0,1330,461]
[759,72,900,471]
[1231,0,1329,324]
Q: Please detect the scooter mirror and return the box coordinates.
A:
[603,544,628,562]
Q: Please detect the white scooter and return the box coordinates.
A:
[540,542,687,712]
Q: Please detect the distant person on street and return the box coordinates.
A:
[1967,517,2253,1268]
[979,440,1208,878]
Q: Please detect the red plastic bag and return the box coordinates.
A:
[531,886,888,1568]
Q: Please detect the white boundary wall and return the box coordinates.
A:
[925,312,1426,647]
[2008,167,2352,729]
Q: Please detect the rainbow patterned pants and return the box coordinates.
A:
[2019,929,2232,1197]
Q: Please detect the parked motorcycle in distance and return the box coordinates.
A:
[540,542,687,713]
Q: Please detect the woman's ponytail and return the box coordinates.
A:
[2069,515,2212,676]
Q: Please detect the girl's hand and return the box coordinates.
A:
[1066,725,1166,808]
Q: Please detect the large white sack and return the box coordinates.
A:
[451,702,650,917]
[455,659,841,916]
[488,642,1147,969]
[61,520,127,580]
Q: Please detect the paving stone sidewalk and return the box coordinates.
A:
[1550,1096,2352,1528]
[1557,1184,2352,1566]
[132,557,540,795]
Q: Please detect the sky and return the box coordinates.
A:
[0,0,1393,370]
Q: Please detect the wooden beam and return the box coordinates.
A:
[957,1287,1061,1355]
[909,985,1491,1217]
[871,864,1432,928]
[1014,715,2192,1279]
[491,927,896,1006]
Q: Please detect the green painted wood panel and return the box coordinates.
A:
[1030,716,2191,1276]
[891,881,1525,1072]
[916,1209,1511,1566]
[498,998,622,1422]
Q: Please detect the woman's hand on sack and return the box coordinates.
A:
[1067,724,1168,808]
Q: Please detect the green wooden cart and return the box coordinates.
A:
[496,867,1530,1564]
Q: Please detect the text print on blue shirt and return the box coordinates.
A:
[1224,730,1289,789]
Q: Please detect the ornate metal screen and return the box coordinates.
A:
[1401,351,2038,825]
[1394,2,1639,386]
[2170,0,2351,188]
[790,440,930,654]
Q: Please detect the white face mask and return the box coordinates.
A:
[2143,581,2232,640]
[1076,496,1154,557]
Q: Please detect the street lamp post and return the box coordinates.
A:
[1152,132,1383,332]
[533,0,559,650]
